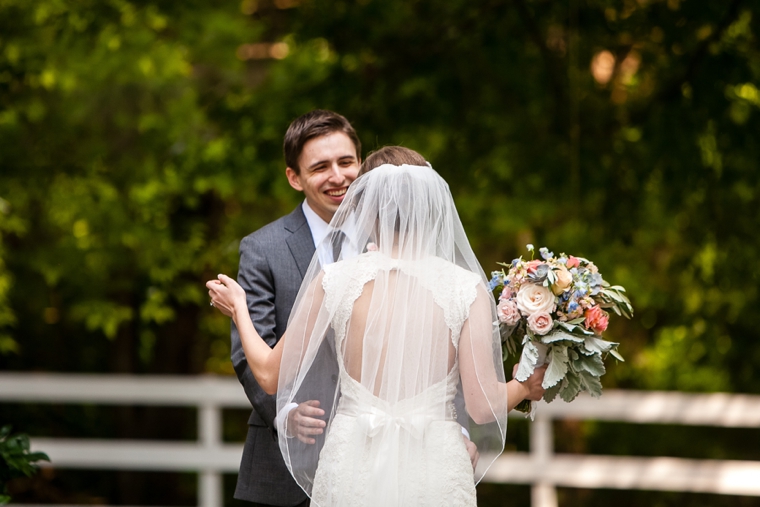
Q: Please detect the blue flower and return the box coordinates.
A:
[567,301,579,312]
[574,288,587,298]
[511,258,520,267]
[488,274,501,291]
[539,247,554,260]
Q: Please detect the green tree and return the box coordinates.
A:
[2,0,760,504]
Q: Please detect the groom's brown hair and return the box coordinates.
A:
[284,110,361,174]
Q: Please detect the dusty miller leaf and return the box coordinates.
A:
[574,353,606,376]
[583,336,618,355]
[579,370,603,397]
[542,345,569,389]
[543,381,562,403]
[541,329,585,344]
[559,372,582,402]
[515,339,538,382]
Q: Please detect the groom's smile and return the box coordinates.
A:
[286,131,360,223]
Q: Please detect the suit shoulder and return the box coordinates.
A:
[240,207,305,248]
[242,216,287,244]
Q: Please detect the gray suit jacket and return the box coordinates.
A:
[231,204,314,506]
[231,204,468,504]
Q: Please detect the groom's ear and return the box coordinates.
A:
[286,167,304,192]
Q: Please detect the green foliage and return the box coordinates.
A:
[0,0,757,388]
[0,0,759,503]
[0,425,49,505]
[0,0,757,379]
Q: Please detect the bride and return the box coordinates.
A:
[208,146,546,506]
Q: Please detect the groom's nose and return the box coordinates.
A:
[327,163,345,182]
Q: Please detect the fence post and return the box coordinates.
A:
[531,412,558,507]
[198,402,223,507]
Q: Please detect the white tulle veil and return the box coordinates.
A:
[276,162,508,500]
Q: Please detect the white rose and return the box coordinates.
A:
[516,283,556,315]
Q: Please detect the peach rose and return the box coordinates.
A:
[525,259,543,273]
[552,265,573,295]
[497,299,521,326]
[516,283,556,315]
[584,305,609,334]
[566,256,580,269]
[527,311,553,335]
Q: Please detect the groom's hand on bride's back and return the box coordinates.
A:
[287,400,327,445]
[463,436,479,471]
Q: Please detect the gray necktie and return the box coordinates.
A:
[330,230,346,263]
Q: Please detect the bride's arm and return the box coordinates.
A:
[207,274,284,394]
[459,284,546,423]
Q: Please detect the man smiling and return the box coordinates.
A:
[230,110,361,507]
[285,126,358,223]
[230,110,478,506]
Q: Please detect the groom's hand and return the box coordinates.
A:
[287,400,326,445]
[463,436,479,471]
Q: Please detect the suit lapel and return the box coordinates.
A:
[284,204,316,279]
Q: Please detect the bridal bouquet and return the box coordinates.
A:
[490,245,633,415]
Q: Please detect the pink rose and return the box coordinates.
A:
[500,286,513,300]
[527,312,553,335]
[566,256,580,269]
[584,305,609,334]
[525,259,543,273]
[497,299,521,326]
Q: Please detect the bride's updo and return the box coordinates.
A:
[359,146,427,175]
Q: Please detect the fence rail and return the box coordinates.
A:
[2,373,759,507]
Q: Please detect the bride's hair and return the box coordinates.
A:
[356,146,431,236]
[359,146,427,175]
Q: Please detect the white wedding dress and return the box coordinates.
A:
[310,253,479,507]
[276,163,508,507]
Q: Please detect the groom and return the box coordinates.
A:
[230,110,362,507]
[231,110,479,506]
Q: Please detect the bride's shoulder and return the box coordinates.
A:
[323,252,379,282]
[425,257,481,282]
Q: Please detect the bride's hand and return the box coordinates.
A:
[513,363,548,402]
[206,274,247,319]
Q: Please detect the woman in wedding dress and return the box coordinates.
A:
[208,147,546,506]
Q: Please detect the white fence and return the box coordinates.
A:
[1,373,760,507]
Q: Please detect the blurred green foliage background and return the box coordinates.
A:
[1,0,759,505]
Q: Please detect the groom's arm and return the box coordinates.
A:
[232,234,279,430]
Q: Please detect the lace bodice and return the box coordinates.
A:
[323,252,481,351]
